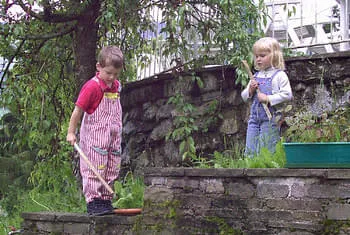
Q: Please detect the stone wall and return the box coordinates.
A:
[142,168,350,234]
[120,51,350,176]
[21,168,350,234]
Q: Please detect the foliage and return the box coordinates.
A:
[166,75,201,164]
[284,106,350,142]
[166,93,198,163]
[283,47,305,58]
[0,187,85,235]
[211,140,286,169]
[166,74,226,166]
[1,0,267,85]
[0,112,35,198]
[28,147,85,212]
[113,171,144,209]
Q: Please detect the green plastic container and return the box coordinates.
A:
[283,142,350,168]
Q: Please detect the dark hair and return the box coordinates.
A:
[97,46,124,68]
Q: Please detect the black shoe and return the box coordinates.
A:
[103,200,114,211]
[87,199,114,216]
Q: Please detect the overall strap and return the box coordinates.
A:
[270,69,281,79]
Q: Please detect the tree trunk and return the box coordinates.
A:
[71,0,101,187]
[73,0,101,96]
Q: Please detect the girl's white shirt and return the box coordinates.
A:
[241,68,293,106]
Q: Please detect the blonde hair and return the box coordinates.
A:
[98,46,124,69]
[253,37,285,70]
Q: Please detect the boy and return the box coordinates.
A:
[67,46,123,216]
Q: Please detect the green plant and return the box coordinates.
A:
[113,171,145,209]
[190,154,214,168]
[166,75,202,164]
[200,99,223,133]
[284,106,350,142]
[212,140,286,168]
[213,143,245,169]
[0,186,86,234]
[166,74,225,166]
[166,92,198,163]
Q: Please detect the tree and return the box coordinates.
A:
[0,0,266,219]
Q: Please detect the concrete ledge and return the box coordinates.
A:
[144,167,350,179]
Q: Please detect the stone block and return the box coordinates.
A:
[199,178,224,193]
[178,194,211,209]
[219,115,240,135]
[226,182,255,198]
[265,198,323,211]
[257,183,289,198]
[143,186,174,202]
[248,208,294,222]
[63,222,90,234]
[291,182,308,198]
[307,184,344,199]
[327,203,350,220]
[35,221,63,233]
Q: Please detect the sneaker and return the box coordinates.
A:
[103,200,114,211]
[87,199,114,216]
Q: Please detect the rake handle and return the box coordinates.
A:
[242,60,272,121]
[74,143,115,195]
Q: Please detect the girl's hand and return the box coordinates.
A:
[257,92,269,104]
[249,80,258,96]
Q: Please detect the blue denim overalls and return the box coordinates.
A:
[245,70,280,157]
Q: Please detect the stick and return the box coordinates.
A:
[242,60,272,121]
[74,143,115,195]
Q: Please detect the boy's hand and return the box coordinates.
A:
[249,80,258,96]
[67,133,76,146]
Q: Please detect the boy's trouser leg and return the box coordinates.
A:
[80,146,110,203]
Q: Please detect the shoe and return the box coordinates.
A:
[104,200,114,211]
[87,199,114,216]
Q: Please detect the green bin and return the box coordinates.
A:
[283,142,350,168]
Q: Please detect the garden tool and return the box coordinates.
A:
[74,143,115,197]
[242,60,272,121]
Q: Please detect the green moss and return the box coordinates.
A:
[322,219,350,235]
[205,216,244,235]
[132,199,181,234]
[131,215,144,234]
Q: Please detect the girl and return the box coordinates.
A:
[241,37,293,157]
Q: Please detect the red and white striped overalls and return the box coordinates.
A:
[79,77,122,203]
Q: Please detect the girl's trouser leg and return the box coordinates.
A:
[245,118,260,157]
[259,120,279,154]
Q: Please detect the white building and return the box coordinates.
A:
[263,0,349,54]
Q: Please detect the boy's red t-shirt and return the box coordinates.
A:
[75,72,121,114]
